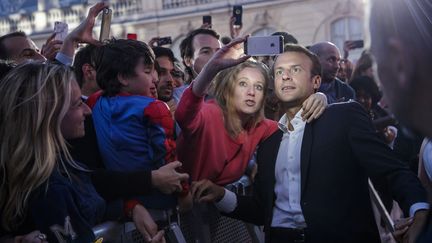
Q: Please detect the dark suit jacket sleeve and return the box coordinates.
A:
[226,185,266,226]
[225,132,280,226]
[346,102,427,214]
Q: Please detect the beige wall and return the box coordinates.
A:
[1,0,365,59]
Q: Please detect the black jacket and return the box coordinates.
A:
[228,102,426,243]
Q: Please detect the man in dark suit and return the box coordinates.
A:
[191,44,428,243]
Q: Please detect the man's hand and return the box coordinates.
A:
[203,36,249,75]
[191,179,225,203]
[403,210,428,243]
[229,17,242,39]
[59,2,107,57]
[148,37,159,47]
[301,92,327,122]
[151,161,189,194]
[41,33,63,61]
[392,217,413,242]
[132,204,166,243]
[192,36,250,97]
[8,231,48,243]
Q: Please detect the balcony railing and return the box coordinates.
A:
[162,0,218,9]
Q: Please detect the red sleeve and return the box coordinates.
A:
[260,119,279,141]
[174,84,205,134]
[86,90,103,109]
[144,100,177,162]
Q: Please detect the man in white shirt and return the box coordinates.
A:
[191,44,428,243]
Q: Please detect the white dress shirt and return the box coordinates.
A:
[271,111,306,228]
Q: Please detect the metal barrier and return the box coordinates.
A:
[93,215,264,243]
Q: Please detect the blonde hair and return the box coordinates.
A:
[0,62,80,231]
[213,61,271,137]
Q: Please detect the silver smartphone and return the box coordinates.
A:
[99,8,112,42]
[244,36,284,56]
[54,21,68,41]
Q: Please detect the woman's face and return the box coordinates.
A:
[61,79,92,139]
[232,67,266,121]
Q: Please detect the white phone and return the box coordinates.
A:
[54,21,68,41]
[244,36,284,56]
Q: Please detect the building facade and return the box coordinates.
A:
[0,0,366,59]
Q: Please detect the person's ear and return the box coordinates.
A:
[387,37,413,89]
[117,73,129,86]
[184,56,193,68]
[82,64,94,80]
[312,75,321,90]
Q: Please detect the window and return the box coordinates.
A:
[330,17,363,53]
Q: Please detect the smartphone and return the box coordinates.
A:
[157,36,172,46]
[244,36,284,56]
[233,5,242,27]
[203,15,212,26]
[54,21,68,41]
[348,40,364,49]
[127,33,137,40]
[99,8,112,42]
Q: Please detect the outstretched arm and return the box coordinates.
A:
[192,37,250,97]
[59,2,107,59]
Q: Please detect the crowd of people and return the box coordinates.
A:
[0,0,431,242]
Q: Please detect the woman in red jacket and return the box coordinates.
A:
[175,37,326,186]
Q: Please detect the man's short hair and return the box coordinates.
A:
[72,44,97,88]
[272,31,298,44]
[179,28,220,61]
[152,46,175,63]
[0,31,27,60]
[179,28,219,80]
[275,44,322,78]
[93,39,155,97]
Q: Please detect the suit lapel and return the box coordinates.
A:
[301,123,313,195]
[262,130,283,191]
[262,130,283,229]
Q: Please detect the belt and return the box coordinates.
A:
[269,227,307,243]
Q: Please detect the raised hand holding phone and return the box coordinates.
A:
[59,2,108,58]
[202,15,212,29]
[192,36,250,97]
[233,5,242,27]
